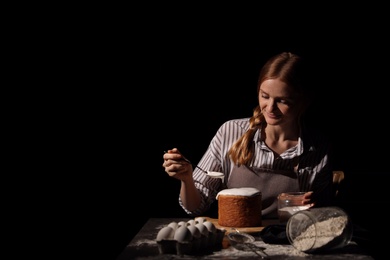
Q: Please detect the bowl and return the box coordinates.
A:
[277,192,311,223]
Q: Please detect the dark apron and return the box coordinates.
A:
[227,165,300,219]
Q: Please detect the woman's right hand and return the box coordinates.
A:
[162,148,194,181]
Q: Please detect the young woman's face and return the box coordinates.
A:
[258,79,303,126]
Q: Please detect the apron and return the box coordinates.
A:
[227,165,300,219]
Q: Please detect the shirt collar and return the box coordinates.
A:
[254,128,305,157]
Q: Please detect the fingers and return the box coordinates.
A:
[163,148,183,161]
[164,160,190,172]
[302,191,313,199]
[164,164,191,179]
[302,191,314,206]
[163,149,191,168]
[167,171,177,177]
[162,148,192,178]
[162,156,189,168]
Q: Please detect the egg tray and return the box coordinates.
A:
[156,217,226,255]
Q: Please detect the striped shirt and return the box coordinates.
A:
[179,117,333,216]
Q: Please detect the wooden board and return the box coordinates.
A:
[202,217,279,234]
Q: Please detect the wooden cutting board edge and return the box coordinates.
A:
[202,217,279,234]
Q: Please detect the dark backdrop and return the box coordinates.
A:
[55,8,389,260]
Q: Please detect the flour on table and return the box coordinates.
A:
[131,238,156,247]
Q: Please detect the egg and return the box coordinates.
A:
[167,221,178,231]
[186,219,196,226]
[194,217,207,224]
[174,225,193,242]
[177,221,188,227]
[187,225,201,239]
[195,223,209,237]
[203,221,216,233]
[156,226,175,241]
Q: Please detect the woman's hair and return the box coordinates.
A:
[228,52,313,166]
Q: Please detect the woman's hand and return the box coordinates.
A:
[303,191,315,207]
[279,191,315,207]
[162,148,193,181]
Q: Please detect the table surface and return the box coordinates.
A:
[116,217,374,260]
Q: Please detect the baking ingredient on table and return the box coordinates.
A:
[287,208,352,253]
[156,226,174,241]
[203,221,217,233]
[155,218,226,255]
[167,221,178,230]
[194,217,207,224]
[174,225,192,242]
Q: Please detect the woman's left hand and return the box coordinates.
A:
[303,191,315,207]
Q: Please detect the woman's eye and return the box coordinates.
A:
[279,99,295,106]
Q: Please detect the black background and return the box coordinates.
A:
[39,5,390,260]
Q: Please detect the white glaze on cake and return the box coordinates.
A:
[216,187,260,199]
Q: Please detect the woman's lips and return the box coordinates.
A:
[265,112,281,119]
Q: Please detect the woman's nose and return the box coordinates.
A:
[266,100,277,112]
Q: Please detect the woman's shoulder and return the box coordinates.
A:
[213,118,251,137]
[219,117,250,130]
[212,118,251,144]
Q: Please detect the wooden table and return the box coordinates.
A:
[116,217,374,259]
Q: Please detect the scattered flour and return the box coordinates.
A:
[209,240,308,257]
[132,238,156,247]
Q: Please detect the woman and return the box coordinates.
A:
[162,52,334,219]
